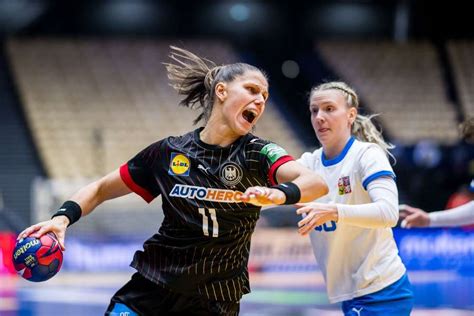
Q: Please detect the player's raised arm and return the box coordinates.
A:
[17,169,132,250]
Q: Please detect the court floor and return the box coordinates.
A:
[1,270,472,315]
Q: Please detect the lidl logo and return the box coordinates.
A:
[169,153,190,176]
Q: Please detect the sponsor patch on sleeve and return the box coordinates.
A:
[260,143,288,164]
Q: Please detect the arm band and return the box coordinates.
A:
[51,200,82,227]
[272,182,301,205]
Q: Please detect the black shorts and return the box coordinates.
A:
[105,273,240,316]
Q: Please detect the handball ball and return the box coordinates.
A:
[12,232,63,282]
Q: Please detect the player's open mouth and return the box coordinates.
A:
[242,109,258,124]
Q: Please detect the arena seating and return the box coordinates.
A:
[448,40,474,117]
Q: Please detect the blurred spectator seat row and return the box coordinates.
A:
[448,40,474,118]
[316,40,459,145]
[7,39,304,179]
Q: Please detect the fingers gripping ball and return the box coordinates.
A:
[12,232,63,282]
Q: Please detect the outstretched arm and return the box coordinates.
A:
[67,169,132,217]
[18,169,131,249]
[400,201,474,228]
[274,161,329,202]
[240,161,328,206]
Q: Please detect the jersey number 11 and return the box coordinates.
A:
[198,208,219,237]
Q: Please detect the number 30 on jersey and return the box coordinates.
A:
[315,221,337,232]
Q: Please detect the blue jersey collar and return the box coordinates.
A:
[321,136,355,167]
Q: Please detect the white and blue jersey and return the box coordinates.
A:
[298,137,407,304]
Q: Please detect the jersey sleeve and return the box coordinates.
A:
[428,201,474,227]
[247,139,294,186]
[119,141,163,203]
[359,145,396,190]
[296,151,313,169]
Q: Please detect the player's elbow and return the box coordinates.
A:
[294,172,328,202]
[386,214,399,227]
[308,175,329,201]
[313,172,329,196]
[318,178,329,198]
[384,203,399,227]
[374,198,399,227]
[321,181,329,197]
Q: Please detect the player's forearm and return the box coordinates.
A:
[68,169,131,218]
[274,161,328,203]
[292,172,329,202]
[69,180,103,217]
[337,178,399,228]
[428,201,474,227]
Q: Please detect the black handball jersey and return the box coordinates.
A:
[119,127,293,301]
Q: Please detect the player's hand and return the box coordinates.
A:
[240,186,286,206]
[399,204,430,228]
[296,202,338,236]
[17,216,69,251]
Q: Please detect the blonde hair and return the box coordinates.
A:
[459,116,474,143]
[164,46,266,125]
[310,81,395,159]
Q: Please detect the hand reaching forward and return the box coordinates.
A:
[296,202,339,235]
[399,204,430,228]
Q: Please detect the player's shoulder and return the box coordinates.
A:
[138,130,195,155]
[244,133,270,147]
[351,140,392,171]
[354,140,386,158]
[244,134,291,163]
[166,129,196,148]
[243,133,282,153]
